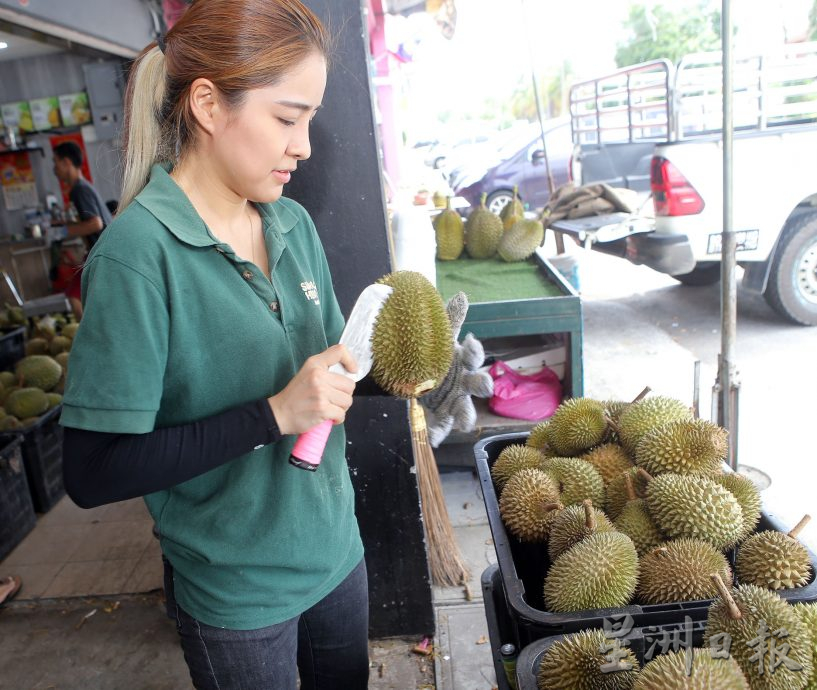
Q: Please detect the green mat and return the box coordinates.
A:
[435,257,563,304]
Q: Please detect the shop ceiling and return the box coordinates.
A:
[0,28,62,62]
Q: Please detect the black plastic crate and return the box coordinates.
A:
[0,435,37,561]
[482,564,516,690]
[515,616,709,690]
[0,326,26,371]
[474,432,817,645]
[0,405,65,513]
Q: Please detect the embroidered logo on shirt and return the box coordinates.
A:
[300,280,320,305]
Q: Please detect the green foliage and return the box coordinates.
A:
[509,61,574,122]
[615,3,721,68]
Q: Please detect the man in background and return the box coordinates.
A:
[52,141,113,319]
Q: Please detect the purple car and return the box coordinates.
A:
[451,119,574,216]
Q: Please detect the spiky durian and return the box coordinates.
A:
[635,418,728,476]
[736,521,813,590]
[644,472,744,550]
[706,578,812,690]
[793,603,817,690]
[497,218,544,262]
[583,443,634,486]
[544,398,608,456]
[617,396,693,455]
[603,399,630,443]
[526,421,551,453]
[464,193,503,259]
[542,457,605,508]
[499,185,525,231]
[634,648,750,690]
[371,271,453,398]
[548,500,615,561]
[713,473,763,542]
[490,444,545,490]
[543,532,639,612]
[433,197,464,260]
[614,474,663,556]
[499,469,561,542]
[606,467,649,521]
[537,628,640,690]
[637,538,732,604]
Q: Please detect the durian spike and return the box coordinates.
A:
[624,473,637,502]
[583,499,596,531]
[637,468,654,484]
[710,573,742,620]
[788,514,811,539]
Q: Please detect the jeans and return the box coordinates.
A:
[164,557,370,690]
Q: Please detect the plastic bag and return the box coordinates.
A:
[488,360,562,421]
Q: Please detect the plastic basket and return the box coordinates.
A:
[0,435,37,561]
[0,326,26,371]
[474,432,817,645]
[515,617,709,690]
[482,564,516,690]
[0,405,65,513]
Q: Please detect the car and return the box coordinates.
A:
[452,119,573,216]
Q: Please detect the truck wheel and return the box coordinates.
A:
[764,211,817,326]
[672,262,721,286]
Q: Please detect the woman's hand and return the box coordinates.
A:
[268,344,358,435]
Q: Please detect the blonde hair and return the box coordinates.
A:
[119,0,330,212]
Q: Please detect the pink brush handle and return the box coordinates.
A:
[289,419,333,471]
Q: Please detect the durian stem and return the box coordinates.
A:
[636,468,654,484]
[788,514,811,540]
[583,499,596,530]
[603,413,620,436]
[710,573,742,620]
[445,196,451,211]
[624,474,637,502]
[479,192,487,208]
[631,386,652,404]
[542,502,562,513]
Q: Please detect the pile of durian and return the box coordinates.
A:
[490,394,817,689]
[435,187,544,263]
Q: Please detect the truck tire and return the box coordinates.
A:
[764,211,817,326]
[486,189,515,215]
[672,262,721,286]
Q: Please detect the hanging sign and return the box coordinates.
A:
[0,151,38,210]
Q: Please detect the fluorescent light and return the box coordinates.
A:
[0,42,8,50]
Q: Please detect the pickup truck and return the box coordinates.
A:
[554,43,817,325]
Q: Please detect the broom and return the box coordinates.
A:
[409,398,471,587]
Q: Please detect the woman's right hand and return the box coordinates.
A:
[267,344,359,435]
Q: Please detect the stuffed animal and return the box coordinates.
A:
[420,292,494,447]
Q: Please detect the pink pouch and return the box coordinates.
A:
[488,361,563,421]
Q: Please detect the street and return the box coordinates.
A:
[562,240,817,551]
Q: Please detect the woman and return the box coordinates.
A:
[60,1,369,688]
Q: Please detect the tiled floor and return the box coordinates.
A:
[2,495,162,600]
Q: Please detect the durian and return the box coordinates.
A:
[464,193,503,259]
[371,271,453,398]
[706,576,812,690]
[735,516,813,590]
[635,418,728,476]
[617,396,693,455]
[24,337,50,356]
[15,355,63,392]
[714,473,762,542]
[544,398,608,456]
[497,218,544,262]
[499,468,561,542]
[537,628,639,690]
[499,185,524,231]
[583,443,633,486]
[606,467,649,521]
[643,470,744,550]
[548,500,615,561]
[542,456,605,508]
[433,197,464,260]
[526,421,551,453]
[603,399,630,443]
[634,648,750,689]
[637,538,732,604]
[614,473,663,556]
[491,444,545,490]
[5,387,50,420]
[793,603,817,690]
[544,531,639,612]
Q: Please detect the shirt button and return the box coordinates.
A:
[215,247,225,254]
[242,270,253,280]
[269,301,279,312]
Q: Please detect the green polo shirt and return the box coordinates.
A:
[60,164,363,630]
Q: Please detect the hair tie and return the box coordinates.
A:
[156,34,166,54]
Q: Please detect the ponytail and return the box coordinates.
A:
[120,44,167,211]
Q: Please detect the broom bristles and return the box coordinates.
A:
[410,399,471,587]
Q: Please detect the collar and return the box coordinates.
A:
[135,163,298,247]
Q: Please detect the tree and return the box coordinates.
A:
[508,62,574,122]
[615,3,721,68]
